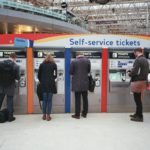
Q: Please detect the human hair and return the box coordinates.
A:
[43,54,55,63]
[76,51,84,57]
[134,48,143,53]
[9,52,16,59]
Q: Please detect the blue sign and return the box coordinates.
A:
[14,38,33,47]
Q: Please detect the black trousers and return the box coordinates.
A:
[75,91,88,116]
[133,92,143,117]
[0,93,14,117]
[0,93,5,109]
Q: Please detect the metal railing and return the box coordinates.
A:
[0,0,66,21]
[0,0,88,30]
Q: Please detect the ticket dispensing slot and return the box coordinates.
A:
[109,69,130,92]
[19,69,26,87]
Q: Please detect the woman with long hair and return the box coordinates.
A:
[38,54,57,121]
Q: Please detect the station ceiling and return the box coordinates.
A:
[0,0,150,34]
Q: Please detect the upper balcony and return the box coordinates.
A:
[0,0,90,34]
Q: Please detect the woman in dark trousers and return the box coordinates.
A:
[38,54,57,121]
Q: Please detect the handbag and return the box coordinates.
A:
[88,74,95,92]
[53,81,57,94]
[36,82,42,109]
[130,81,146,93]
[36,82,43,101]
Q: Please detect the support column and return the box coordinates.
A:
[27,48,34,114]
[65,48,71,113]
[101,48,108,112]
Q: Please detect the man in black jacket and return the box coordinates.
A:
[128,48,149,122]
[0,53,20,122]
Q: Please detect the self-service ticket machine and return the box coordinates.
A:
[107,48,150,112]
[33,47,65,113]
[107,49,135,112]
[0,47,27,114]
[70,49,102,113]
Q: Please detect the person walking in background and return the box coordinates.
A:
[128,48,149,122]
[70,52,91,119]
[38,54,57,121]
[0,53,20,122]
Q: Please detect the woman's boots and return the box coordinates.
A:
[46,114,51,121]
[42,114,51,121]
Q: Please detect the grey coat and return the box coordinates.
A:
[129,55,149,82]
[0,60,20,96]
[70,56,91,92]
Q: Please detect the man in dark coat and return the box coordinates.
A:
[128,48,149,122]
[0,53,20,122]
[70,52,91,119]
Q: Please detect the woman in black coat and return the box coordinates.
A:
[38,54,57,121]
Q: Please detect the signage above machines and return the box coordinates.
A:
[34,50,64,58]
[109,51,135,59]
[109,50,135,69]
[0,34,150,48]
[0,50,26,58]
[72,51,101,59]
[14,38,33,48]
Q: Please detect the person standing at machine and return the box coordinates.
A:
[70,52,91,119]
[38,54,57,121]
[0,53,20,122]
[128,48,149,122]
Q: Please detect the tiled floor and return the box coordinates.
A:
[0,113,150,150]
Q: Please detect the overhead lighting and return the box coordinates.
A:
[14,25,34,33]
[89,0,111,5]
[61,2,68,9]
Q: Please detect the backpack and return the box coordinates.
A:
[0,60,15,87]
[0,108,9,123]
[88,74,95,92]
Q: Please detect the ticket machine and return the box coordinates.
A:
[107,48,150,112]
[107,49,135,112]
[70,49,102,113]
[0,47,27,114]
[33,47,65,113]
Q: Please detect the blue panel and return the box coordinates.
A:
[14,38,33,48]
[65,48,71,113]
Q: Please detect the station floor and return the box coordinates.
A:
[0,113,150,150]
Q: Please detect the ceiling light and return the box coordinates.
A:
[89,0,111,5]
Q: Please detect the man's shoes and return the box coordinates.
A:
[8,116,16,122]
[130,116,143,122]
[8,114,16,122]
[81,114,87,118]
[72,115,80,119]
[129,114,137,118]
